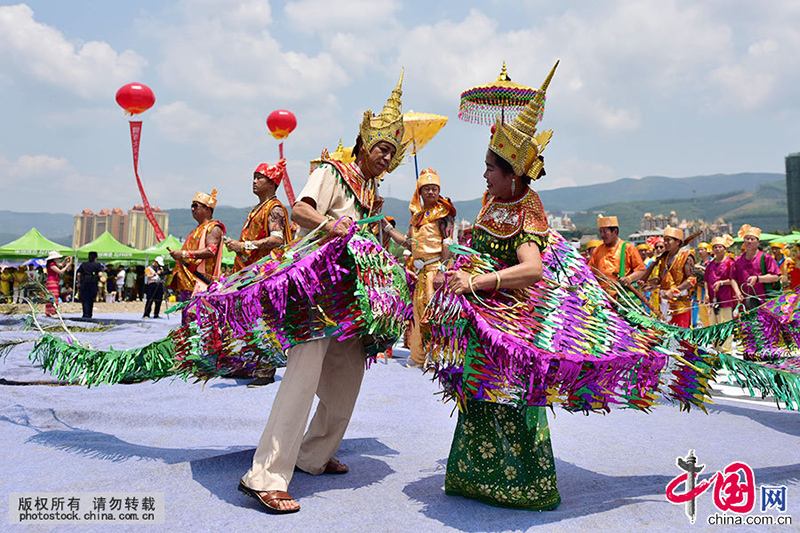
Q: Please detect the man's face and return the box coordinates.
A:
[664,236,681,253]
[366,141,396,177]
[699,248,711,261]
[253,172,276,198]
[191,201,211,223]
[743,235,759,253]
[598,227,618,246]
[772,247,783,260]
[419,184,440,207]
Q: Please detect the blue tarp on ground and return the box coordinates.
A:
[1,313,798,532]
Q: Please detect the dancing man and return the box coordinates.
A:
[238,72,407,514]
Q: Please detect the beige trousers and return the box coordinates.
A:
[708,305,734,353]
[242,336,365,491]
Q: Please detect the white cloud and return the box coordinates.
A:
[2,154,70,177]
[148,5,349,102]
[151,102,213,143]
[284,0,401,34]
[0,4,147,98]
[0,155,131,212]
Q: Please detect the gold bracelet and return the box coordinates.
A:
[493,271,502,292]
[468,274,478,295]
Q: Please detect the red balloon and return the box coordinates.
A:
[116,83,156,116]
[267,110,297,140]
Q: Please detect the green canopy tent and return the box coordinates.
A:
[0,228,74,259]
[142,234,236,267]
[77,231,147,264]
[769,232,800,244]
[142,235,183,265]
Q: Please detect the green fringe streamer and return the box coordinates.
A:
[717,352,800,410]
[30,334,176,387]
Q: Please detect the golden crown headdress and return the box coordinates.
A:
[489,60,558,180]
[359,69,408,173]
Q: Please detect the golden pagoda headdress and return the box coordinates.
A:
[359,69,408,173]
[489,60,558,180]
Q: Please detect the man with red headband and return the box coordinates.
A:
[224,161,294,387]
[169,189,226,301]
[225,160,293,271]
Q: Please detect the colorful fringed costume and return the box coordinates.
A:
[441,186,561,510]
[27,222,412,386]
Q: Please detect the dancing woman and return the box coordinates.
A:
[442,62,561,510]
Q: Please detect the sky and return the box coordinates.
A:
[1,0,798,214]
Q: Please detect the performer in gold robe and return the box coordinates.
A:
[652,226,695,327]
[405,168,455,367]
[169,189,225,301]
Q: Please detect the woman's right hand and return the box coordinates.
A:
[444,270,471,296]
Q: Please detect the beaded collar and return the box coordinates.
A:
[474,187,549,240]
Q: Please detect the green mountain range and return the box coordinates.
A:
[1,172,788,246]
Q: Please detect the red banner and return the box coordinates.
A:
[129,121,165,241]
[278,142,296,205]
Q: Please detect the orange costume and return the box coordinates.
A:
[407,168,456,366]
[659,250,694,316]
[233,161,293,272]
[587,215,645,297]
[655,226,695,326]
[170,189,226,297]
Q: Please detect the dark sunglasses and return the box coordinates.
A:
[191,202,201,208]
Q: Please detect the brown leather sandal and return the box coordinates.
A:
[323,457,349,474]
[238,480,300,514]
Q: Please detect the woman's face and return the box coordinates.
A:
[483,150,515,199]
[712,244,726,258]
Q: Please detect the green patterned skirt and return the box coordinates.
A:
[445,401,561,510]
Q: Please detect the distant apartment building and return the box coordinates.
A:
[126,205,169,250]
[787,152,800,229]
[72,205,169,249]
[640,211,680,232]
[546,211,577,231]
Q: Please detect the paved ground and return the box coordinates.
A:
[1,313,798,532]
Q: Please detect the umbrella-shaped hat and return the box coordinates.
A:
[458,62,539,125]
